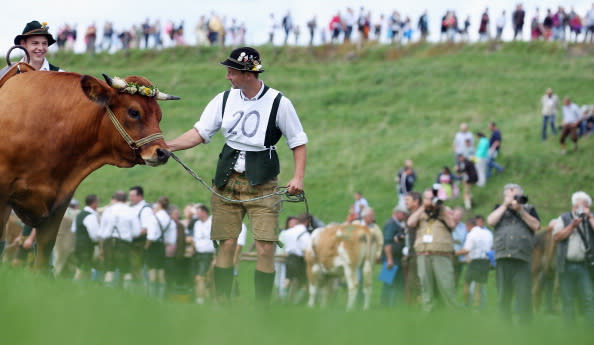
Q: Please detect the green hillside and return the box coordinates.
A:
[61,42,593,226]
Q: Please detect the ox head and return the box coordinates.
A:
[80,74,180,167]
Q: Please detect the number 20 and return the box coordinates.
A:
[227,110,261,138]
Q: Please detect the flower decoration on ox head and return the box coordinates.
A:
[110,77,158,97]
[101,74,181,101]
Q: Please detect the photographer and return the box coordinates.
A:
[487,183,540,324]
[407,188,458,311]
[552,191,594,323]
[380,205,408,307]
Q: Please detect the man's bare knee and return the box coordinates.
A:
[255,240,275,258]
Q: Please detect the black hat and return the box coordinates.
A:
[14,20,56,46]
[220,47,264,73]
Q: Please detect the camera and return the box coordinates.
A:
[513,194,529,204]
[576,206,589,219]
[431,184,443,206]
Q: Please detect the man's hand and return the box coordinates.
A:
[570,217,582,228]
[503,194,514,207]
[286,176,304,195]
[22,236,34,249]
[510,200,522,212]
[386,258,394,270]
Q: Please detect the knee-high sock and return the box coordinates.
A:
[214,266,234,299]
[254,270,275,302]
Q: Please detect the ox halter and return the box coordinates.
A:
[104,105,164,151]
[100,74,179,153]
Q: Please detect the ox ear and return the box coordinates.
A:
[80,75,113,105]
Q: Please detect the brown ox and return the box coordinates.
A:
[305,223,383,310]
[0,71,177,269]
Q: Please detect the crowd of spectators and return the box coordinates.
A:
[42,3,594,54]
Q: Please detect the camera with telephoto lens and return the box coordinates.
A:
[513,194,529,204]
[576,206,589,219]
[425,184,443,219]
[431,184,443,206]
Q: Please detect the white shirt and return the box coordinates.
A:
[463,226,493,261]
[20,57,64,72]
[71,206,101,242]
[130,200,157,239]
[278,224,310,256]
[99,202,139,241]
[496,14,506,28]
[541,94,559,115]
[150,209,176,245]
[453,131,474,154]
[562,103,581,124]
[194,82,308,171]
[237,223,248,247]
[343,11,356,27]
[193,216,215,253]
[553,216,586,262]
[268,16,277,34]
[353,198,369,218]
[586,9,594,26]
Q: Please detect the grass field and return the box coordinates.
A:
[1,42,593,344]
[62,41,593,225]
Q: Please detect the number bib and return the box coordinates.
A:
[221,89,279,150]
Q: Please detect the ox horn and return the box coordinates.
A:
[102,73,114,87]
[156,91,181,101]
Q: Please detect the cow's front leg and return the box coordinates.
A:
[34,202,69,273]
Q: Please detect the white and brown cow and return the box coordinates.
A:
[305,223,383,310]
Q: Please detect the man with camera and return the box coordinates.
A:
[407,187,458,311]
[487,183,540,323]
[552,191,594,323]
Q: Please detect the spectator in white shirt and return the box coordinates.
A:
[192,203,215,304]
[275,216,298,300]
[72,194,100,281]
[100,191,140,288]
[540,88,559,141]
[128,185,156,284]
[146,196,175,298]
[496,10,506,40]
[560,97,581,154]
[349,191,369,221]
[453,123,474,159]
[279,215,311,303]
[455,217,493,308]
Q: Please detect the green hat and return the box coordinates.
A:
[14,20,56,46]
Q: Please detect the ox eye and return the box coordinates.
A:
[128,108,140,119]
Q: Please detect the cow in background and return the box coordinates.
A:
[0,71,178,270]
[531,220,558,313]
[305,223,383,310]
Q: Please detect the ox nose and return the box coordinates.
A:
[156,148,171,163]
